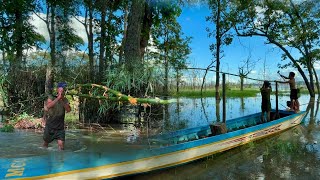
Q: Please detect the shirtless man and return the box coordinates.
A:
[278,71,300,112]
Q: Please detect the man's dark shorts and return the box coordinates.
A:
[290,89,298,100]
[261,102,271,112]
[43,126,65,143]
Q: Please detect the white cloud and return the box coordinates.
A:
[70,16,88,44]
[314,62,320,70]
[30,13,50,41]
[250,70,257,74]
[29,13,88,44]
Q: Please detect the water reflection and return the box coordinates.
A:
[131,95,320,179]
[157,95,311,134]
[1,95,320,179]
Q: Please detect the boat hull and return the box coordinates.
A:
[0,111,306,179]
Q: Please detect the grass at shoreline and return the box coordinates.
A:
[170,88,260,98]
[170,87,310,98]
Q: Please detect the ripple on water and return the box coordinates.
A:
[0,129,88,158]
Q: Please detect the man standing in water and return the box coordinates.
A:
[43,82,71,150]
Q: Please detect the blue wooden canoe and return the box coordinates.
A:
[0,110,306,179]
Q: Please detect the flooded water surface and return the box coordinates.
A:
[1,94,320,179]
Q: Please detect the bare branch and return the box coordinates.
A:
[32,10,47,24]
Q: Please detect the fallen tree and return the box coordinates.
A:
[67,83,176,105]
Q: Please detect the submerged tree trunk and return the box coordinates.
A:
[307,60,315,95]
[312,67,320,96]
[216,99,221,122]
[215,0,222,101]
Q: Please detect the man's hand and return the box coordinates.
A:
[57,87,64,100]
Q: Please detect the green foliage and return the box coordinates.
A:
[0,0,44,52]
[0,74,8,107]
[152,2,191,94]
[231,0,320,96]
[207,0,235,56]
[0,124,14,132]
[11,112,35,124]
[104,64,161,96]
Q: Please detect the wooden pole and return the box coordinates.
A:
[210,73,227,136]
[222,73,226,123]
[276,81,279,118]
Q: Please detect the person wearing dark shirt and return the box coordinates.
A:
[260,81,272,122]
[43,82,71,150]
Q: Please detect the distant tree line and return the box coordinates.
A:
[0,0,191,122]
[0,0,319,123]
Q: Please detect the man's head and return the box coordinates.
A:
[289,72,295,78]
[57,82,67,94]
[263,81,271,88]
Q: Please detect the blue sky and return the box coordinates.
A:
[28,4,316,84]
[177,4,303,83]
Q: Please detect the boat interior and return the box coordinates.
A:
[148,110,296,147]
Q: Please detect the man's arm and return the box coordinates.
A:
[277,71,289,79]
[62,98,71,113]
[277,80,290,84]
[46,91,64,109]
[279,73,289,79]
[46,97,60,109]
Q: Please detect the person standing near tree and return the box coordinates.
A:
[43,82,71,150]
[278,71,300,112]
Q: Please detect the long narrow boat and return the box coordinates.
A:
[0,110,306,179]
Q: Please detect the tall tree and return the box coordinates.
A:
[124,0,145,73]
[74,0,96,82]
[230,0,320,97]
[34,0,58,94]
[102,0,122,70]
[35,0,82,94]
[96,0,107,81]
[238,53,257,91]
[153,2,191,95]
[1,0,44,112]
[118,2,129,64]
[55,1,84,77]
[207,0,233,100]
[1,0,43,72]
[172,36,192,93]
